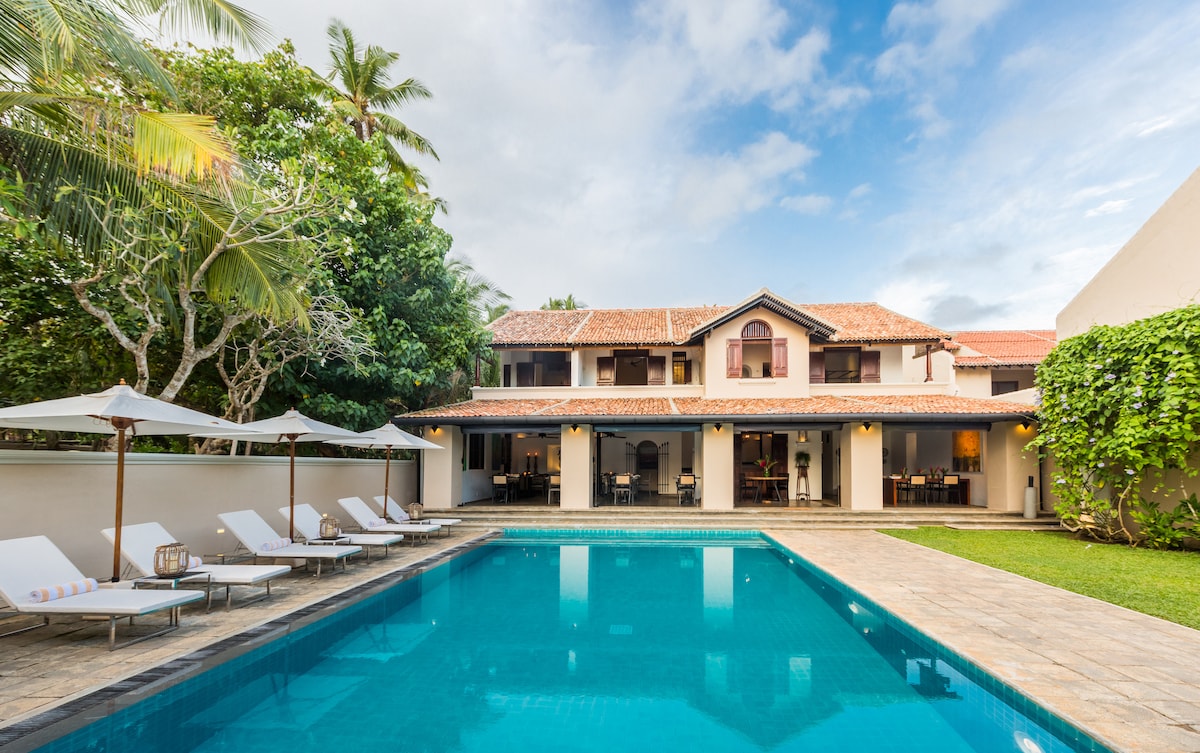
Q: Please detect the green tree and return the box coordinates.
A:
[318,19,438,190]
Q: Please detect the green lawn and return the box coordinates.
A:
[882,528,1200,630]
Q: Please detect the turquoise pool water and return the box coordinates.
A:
[21,533,1110,753]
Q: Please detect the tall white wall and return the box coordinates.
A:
[701,424,734,509]
[1058,167,1200,338]
[0,450,415,578]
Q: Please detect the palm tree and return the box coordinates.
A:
[320,19,438,189]
[0,0,307,324]
[541,294,586,310]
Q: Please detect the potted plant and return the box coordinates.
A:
[794,450,810,469]
[756,455,776,476]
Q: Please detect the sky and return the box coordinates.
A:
[223,0,1200,330]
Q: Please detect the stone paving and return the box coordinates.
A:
[2,525,1198,753]
[0,529,491,731]
[768,530,1200,753]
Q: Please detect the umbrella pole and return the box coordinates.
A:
[112,422,131,583]
[288,436,297,539]
[383,448,392,515]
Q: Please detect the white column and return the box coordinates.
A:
[421,425,460,510]
[985,421,1039,512]
[571,350,582,387]
[840,422,883,510]
[700,423,734,509]
[560,423,593,510]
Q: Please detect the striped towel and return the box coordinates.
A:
[30,578,99,603]
[367,517,388,528]
[259,538,292,551]
[187,556,204,569]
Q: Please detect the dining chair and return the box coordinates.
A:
[899,474,927,504]
[942,474,960,504]
[677,474,697,506]
[613,474,633,505]
[491,475,509,504]
[547,475,561,505]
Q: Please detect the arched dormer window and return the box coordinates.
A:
[727,320,788,378]
[741,320,772,339]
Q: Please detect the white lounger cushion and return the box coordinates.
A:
[374,495,462,527]
[0,535,203,615]
[284,504,405,548]
[218,510,361,559]
[102,523,292,585]
[338,497,440,535]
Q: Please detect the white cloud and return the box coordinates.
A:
[674,132,817,230]
[1085,200,1132,218]
[780,194,832,215]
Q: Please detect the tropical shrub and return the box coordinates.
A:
[1033,305,1200,544]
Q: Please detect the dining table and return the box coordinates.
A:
[749,476,789,504]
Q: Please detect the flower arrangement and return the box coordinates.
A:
[756,455,776,476]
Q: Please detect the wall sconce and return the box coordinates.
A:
[571,424,579,432]
[430,425,439,433]
[714,423,722,432]
[797,431,809,443]
[1020,420,1031,430]
[861,421,871,431]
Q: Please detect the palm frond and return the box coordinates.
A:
[372,77,432,109]
[139,0,272,53]
[373,112,438,159]
[132,111,234,181]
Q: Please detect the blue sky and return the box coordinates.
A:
[231,0,1200,329]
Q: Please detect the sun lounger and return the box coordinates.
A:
[283,504,404,560]
[337,497,440,544]
[102,523,292,611]
[218,510,362,577]
[0,535,205,650]
[373,495,461,536]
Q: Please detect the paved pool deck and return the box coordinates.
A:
[769,530,1200,753]
[1,528,1198,753]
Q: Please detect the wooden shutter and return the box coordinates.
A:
[861,350,881,383]
[726,339,742,378]
[683,360,693,384]
[648,356,666,386]
[809,351,825,384]
[771,338,788,377]
[597,356,615,386]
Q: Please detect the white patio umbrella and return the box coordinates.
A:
[327,423,441,511]
[195,409,358,539]
[0,382,252,582]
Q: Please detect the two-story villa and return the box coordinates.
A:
[394,289,1039,512]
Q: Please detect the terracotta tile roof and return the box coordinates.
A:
[951,330,1057,367]
[401,399,563,418]
[801,303,949,343]
[396,395,1031,421]
[487,300,946,347]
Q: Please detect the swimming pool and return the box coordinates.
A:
[10,531,1111,753]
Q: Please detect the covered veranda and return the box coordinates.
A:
[393,395,1040,514]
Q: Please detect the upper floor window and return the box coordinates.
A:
[727,320,787,379]
[809,348,880,384]
[597,350,666,386]
[504,351,571,387]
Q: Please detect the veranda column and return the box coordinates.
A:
[984,421,1039,512]
[700,422,734,510]
[839,422,883,510]
[560,423,593,510]
[422,425,461,510]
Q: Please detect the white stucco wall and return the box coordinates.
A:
[1058,166,1200,338]
[0,450,416,578]
[701,311,812,399]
